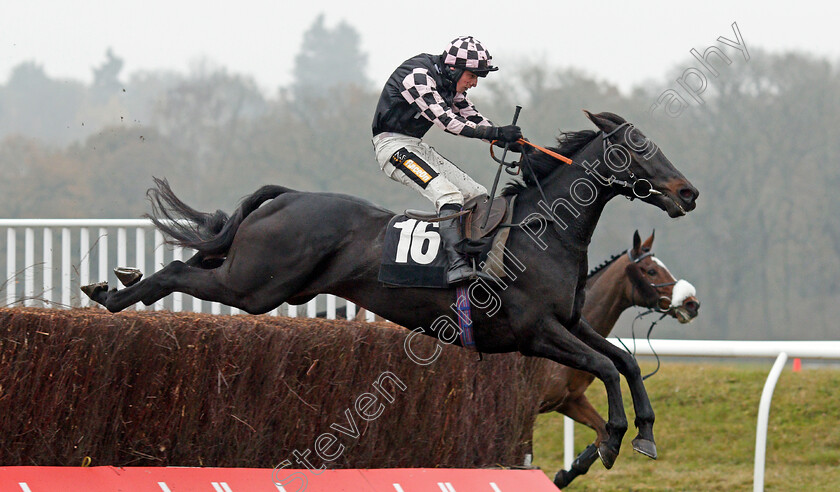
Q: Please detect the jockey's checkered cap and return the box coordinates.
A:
[442,36,498,74]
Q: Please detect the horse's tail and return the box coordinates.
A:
[144,177,292,255]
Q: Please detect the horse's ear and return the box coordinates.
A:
[632,230,642,254]
[583,110,626,133]
[642,230,655,252]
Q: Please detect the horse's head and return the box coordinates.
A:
[584,111,699,218]
[625,230,700,323]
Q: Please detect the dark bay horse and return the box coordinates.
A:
[545,230,700,487]
[82,111,698,487]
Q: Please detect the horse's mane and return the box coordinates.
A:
[587,250,625,279]
[502,130,598,196]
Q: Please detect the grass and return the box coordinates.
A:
[531,361,840,491]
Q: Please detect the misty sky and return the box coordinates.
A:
[1,0,838,94]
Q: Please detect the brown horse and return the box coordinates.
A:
[545,230,700,487]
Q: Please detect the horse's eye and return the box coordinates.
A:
[647,269,657,276]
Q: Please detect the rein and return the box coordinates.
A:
[490,122,662,212]
[512,139,573,165]
[615,309,666,381]
[492,127,659,237]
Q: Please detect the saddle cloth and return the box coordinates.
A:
[378,195,515,288]
[378,215,449,288]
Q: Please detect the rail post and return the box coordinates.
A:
[753,352,788,492]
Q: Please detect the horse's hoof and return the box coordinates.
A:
[80,281,108,300]
[632,437,658,460]
[114,267,143,287]
[553,469,574,488]
[598,442,619,470]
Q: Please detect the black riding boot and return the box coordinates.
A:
[438,204,474,285]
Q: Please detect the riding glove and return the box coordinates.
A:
[492,137,526,153]
[494,125,523,143]
[473,124,522,143]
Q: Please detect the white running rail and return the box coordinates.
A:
[0,219,376,320]
[562,339,840,492]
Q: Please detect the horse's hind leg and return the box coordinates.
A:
[555,444,599,489]
[553,394,608,488]
[88,259,295,314]
[85,260,211,312]
[113,252,211,288]
[571,318,657,459]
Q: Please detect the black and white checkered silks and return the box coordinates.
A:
[374,39,497,210]
[399,69,491,137]
[442,36,496,72]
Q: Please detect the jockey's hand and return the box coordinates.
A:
[493,138,525,153]
[493,140,522,154]
[494,125,522,143]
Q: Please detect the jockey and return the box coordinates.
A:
[371,36,522,285]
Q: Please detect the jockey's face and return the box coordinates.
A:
[457,71,479,92]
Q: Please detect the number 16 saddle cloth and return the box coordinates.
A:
[378,195,514,288]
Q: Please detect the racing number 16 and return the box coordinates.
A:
[393,219,441,265]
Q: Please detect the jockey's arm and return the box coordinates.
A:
[399,68,519,143]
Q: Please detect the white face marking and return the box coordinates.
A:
[651,256,670,274]
[671,279,697,307]
[650,256,678,285]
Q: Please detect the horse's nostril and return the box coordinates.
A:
[679,188,696,202]
[685,301,699,312]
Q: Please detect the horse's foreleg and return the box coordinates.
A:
[526,318,627,471]
[570,317,657,459]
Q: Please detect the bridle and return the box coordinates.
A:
[619,248,679,380]
[627,248,678,313]
[493,122,665,237]
[589,123,663,201]
[496,122,664,203]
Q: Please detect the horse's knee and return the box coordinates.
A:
[590,355,620,386]
[619,354,642,379]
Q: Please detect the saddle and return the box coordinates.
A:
[404,194,509,240]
